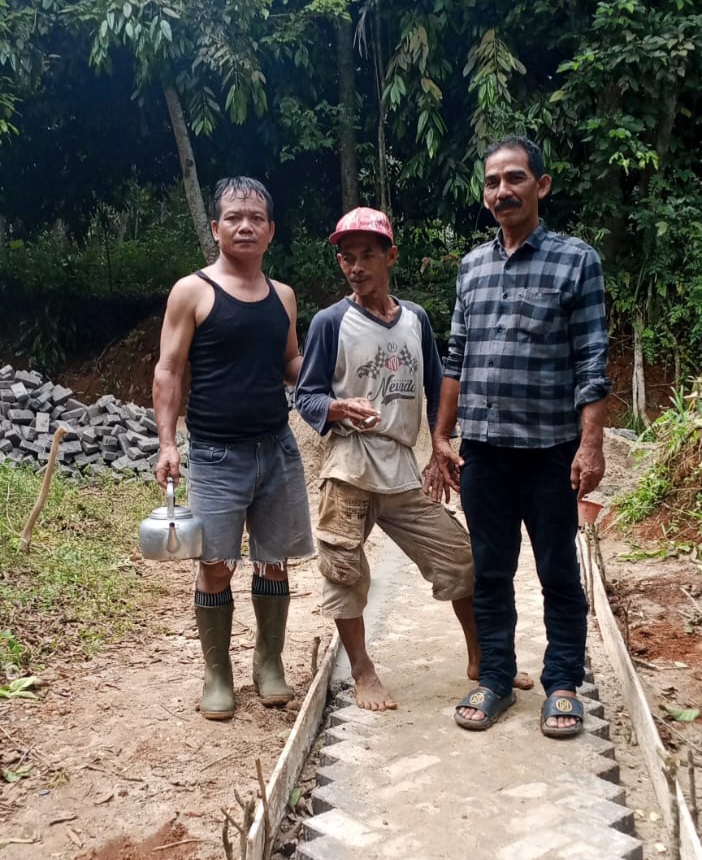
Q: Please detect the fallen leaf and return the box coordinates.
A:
[0,676,40,700]
[649,811,661,822]
[0,835,38,848]
[2,766,32,783]
[66,826,83,848]
[662,704,700,722]
[654,843,667,853]
[673,662,689,669]
[49,812,77,825]
[94,791,113,805]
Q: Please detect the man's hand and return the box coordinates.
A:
[570,442,605,499]
[424,439,463,503]
[155,444,181,489]
[329,397,381,429]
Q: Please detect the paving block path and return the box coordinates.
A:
[296,532,643,860]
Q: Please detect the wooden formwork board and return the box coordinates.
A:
[246,632,340,859]
[579,530,702,860]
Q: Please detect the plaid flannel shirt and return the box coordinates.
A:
[444,222,612,448]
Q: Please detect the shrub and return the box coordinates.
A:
[616,378,702,539]
[0,214,201,373]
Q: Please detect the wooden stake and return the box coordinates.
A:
[689,750,698,830]
[311,635,321,675]
[256,757,273,859]
[19,426,66,554]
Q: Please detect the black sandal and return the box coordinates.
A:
[540,694,584,738]
[454,687,516,731]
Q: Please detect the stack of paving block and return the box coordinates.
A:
[0,364,171,480]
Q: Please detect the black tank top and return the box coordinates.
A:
[186,271,290,443]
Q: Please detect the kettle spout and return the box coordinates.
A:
[166,522,181,555]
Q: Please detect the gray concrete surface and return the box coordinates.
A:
[297,532,644,860]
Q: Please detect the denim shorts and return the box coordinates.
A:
[187,424,314,565]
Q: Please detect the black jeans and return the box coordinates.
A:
[459,439,587,699]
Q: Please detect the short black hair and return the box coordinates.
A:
[213,177,274,221]
[485,136,545,179]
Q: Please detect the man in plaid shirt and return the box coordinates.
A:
[427,136,611,737]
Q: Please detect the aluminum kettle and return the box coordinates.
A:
[139,477,203,560]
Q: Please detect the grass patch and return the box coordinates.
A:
[614,378,702,541]
[0,465,165,680]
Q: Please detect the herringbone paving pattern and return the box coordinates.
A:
[296,531,643,860]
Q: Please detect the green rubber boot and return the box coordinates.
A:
[194,603,236,720]
[252,594,294,706]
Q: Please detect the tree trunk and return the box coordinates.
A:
[632,313,651,428]
[336,18,359,213]
[372,6,390,214]
[656,89,678,166]
[162,83,217,264]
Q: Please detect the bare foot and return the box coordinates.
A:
[354,670,398,712]
[513,670,534,690]
[467,664,534,691]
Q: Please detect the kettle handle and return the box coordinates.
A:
[166,476,175,519]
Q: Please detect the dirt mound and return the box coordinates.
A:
[54,315,678,422]
[58,315,165,407]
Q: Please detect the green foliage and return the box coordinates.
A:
[0,0,53,81]
[65,0,272,127]
[0,464,164,681]
[0,676,39,700]
[277,96,338,162]
[464,28,526,159]
[0,77,18,138]
[266,230,342,335]
[16,293,79,376]
[0,630,25,676]
[0,0,60,149]
[392,222,467,347]
[616,469,672,526]
[0,183,201,372]
[549,0,702,376]
[616,407,648,438]
[662,704,700,723]
[2,765,33,783]
[266,223,470,347]
[0,0,701,384]
[615,378,702,535]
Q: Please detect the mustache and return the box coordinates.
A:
[494,199,522,212]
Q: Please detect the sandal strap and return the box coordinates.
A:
[456,686,511,714]
[541,694,584,721]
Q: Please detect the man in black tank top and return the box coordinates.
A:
[152,177,314,720]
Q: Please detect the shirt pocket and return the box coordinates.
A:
[516,288,562,340]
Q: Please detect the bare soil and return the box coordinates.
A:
[1,319,700,858]
[0,413,338,860]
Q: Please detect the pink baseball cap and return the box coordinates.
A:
[329,207,395,246]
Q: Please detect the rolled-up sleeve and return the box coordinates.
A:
[570,247,612,410]
[443,280,467,381]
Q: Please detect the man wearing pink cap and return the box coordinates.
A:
[296,208,530,711]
